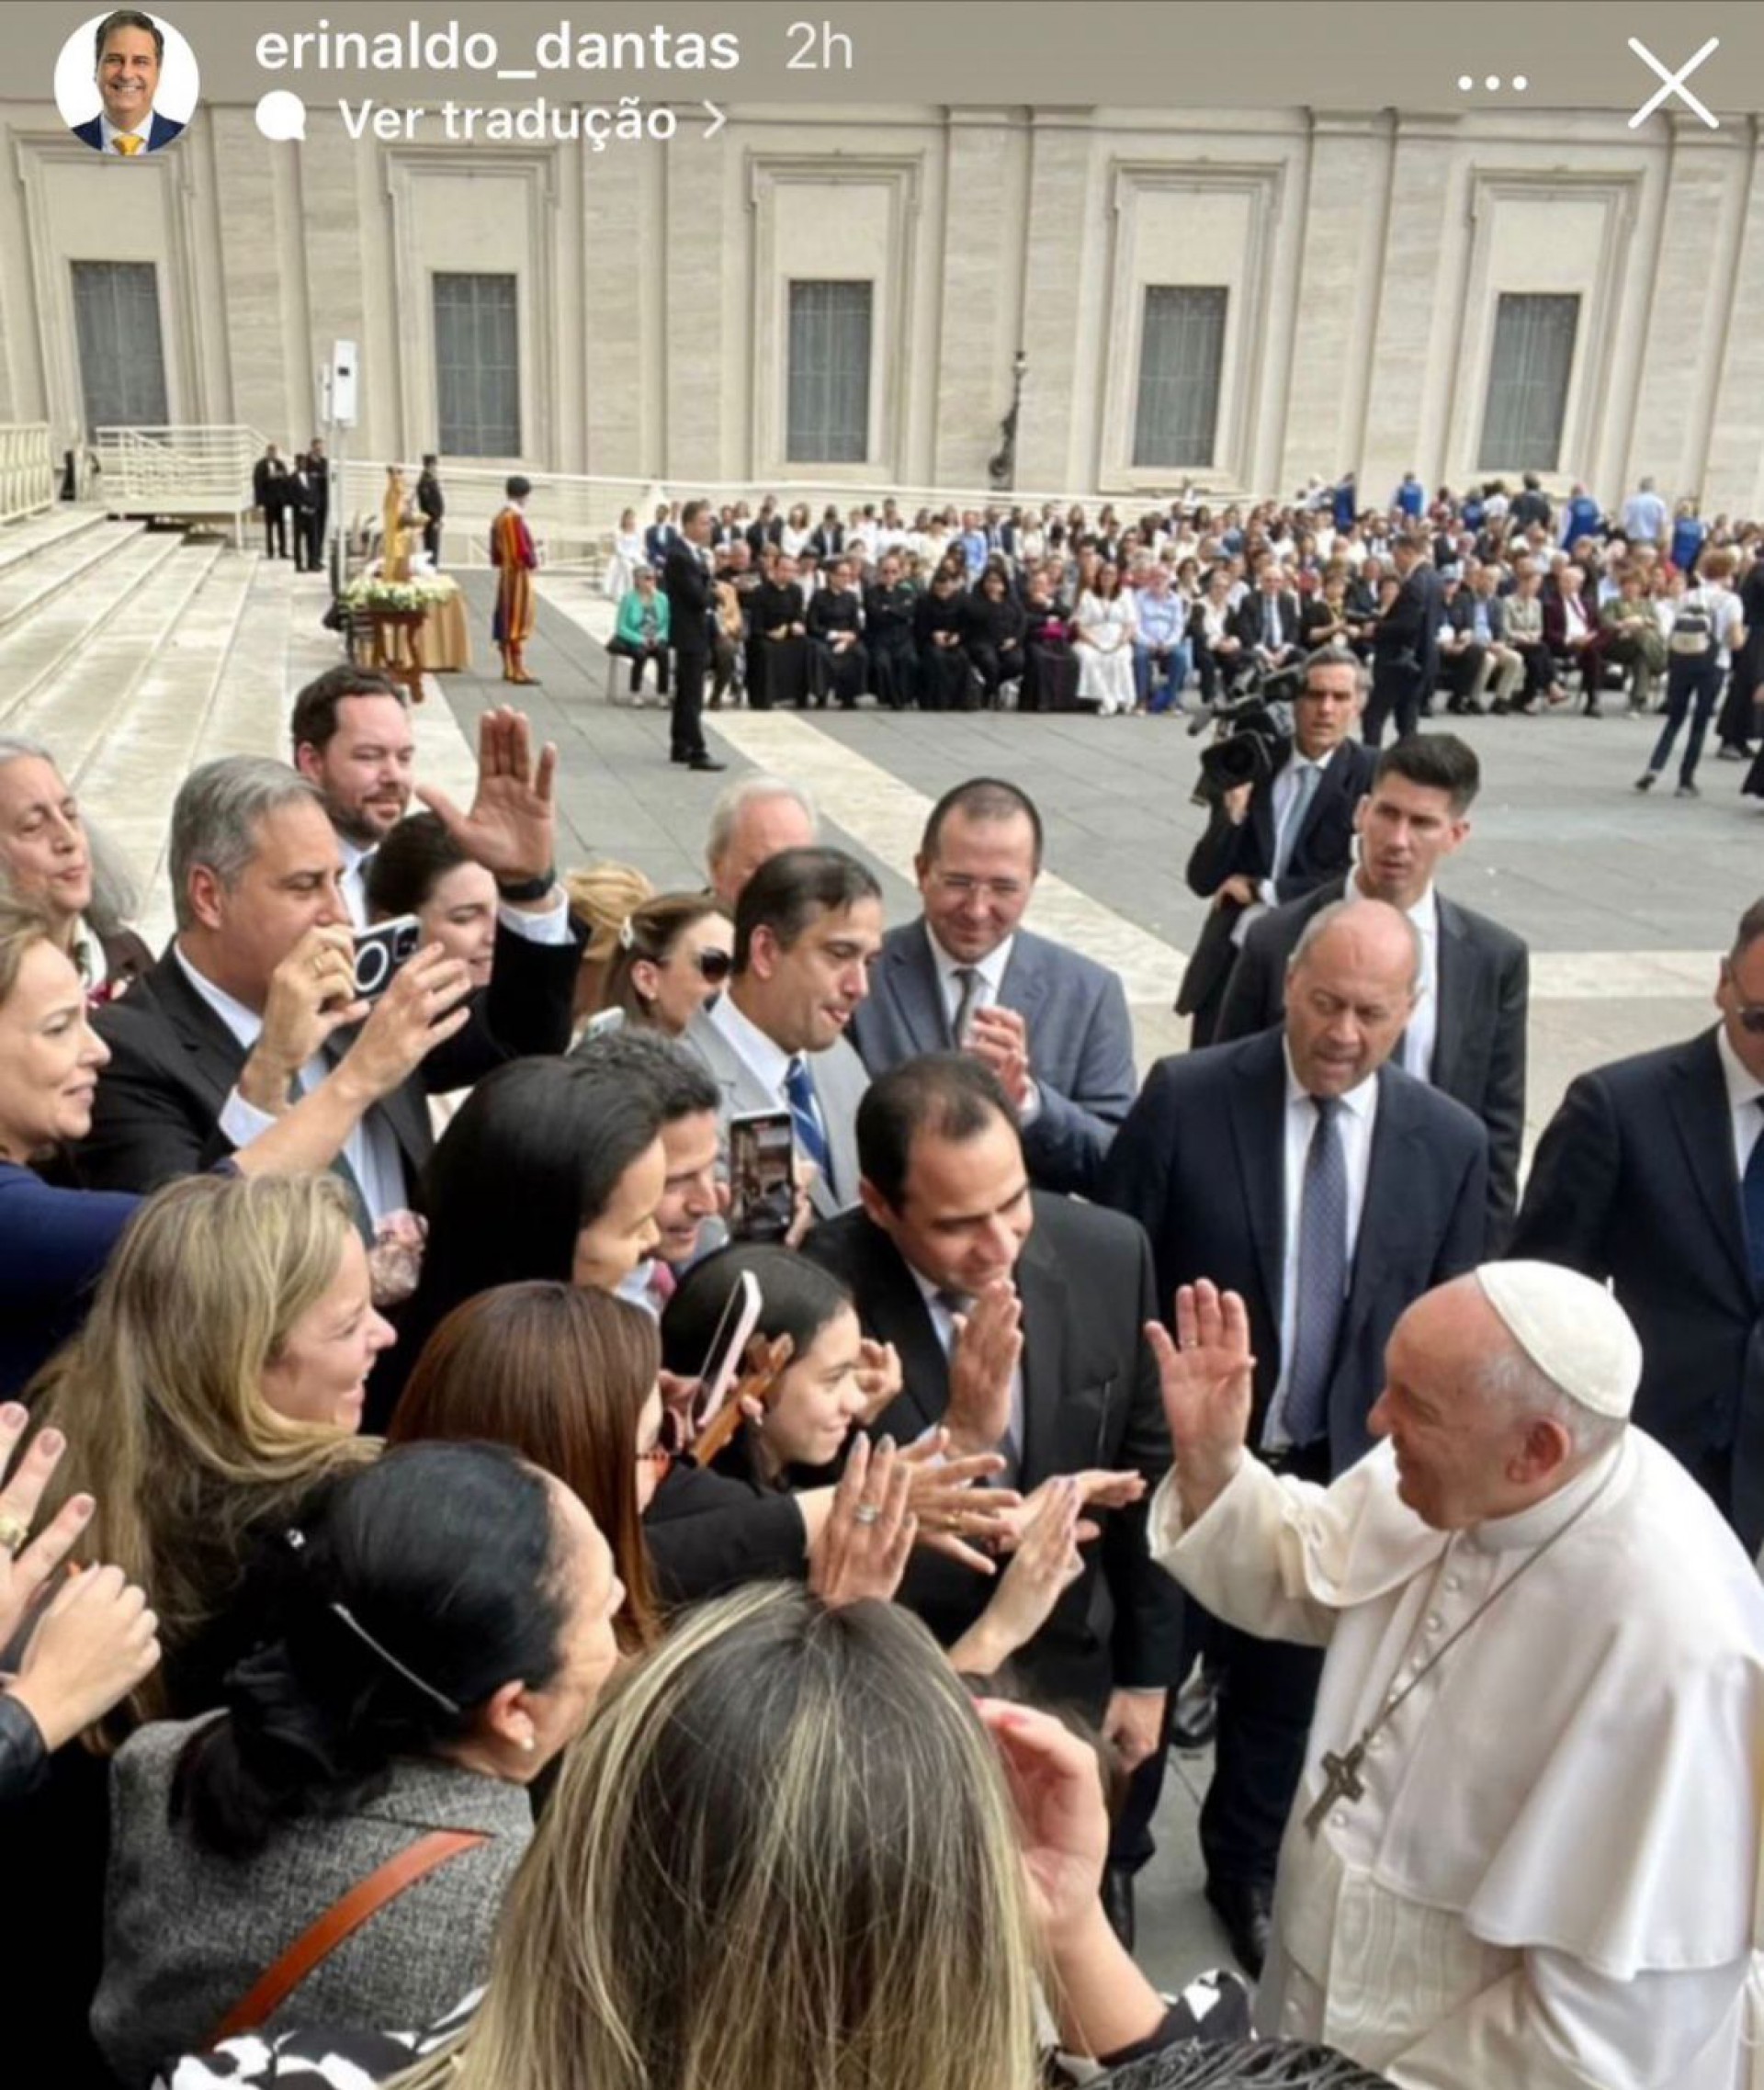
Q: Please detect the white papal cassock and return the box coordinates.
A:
[1150,1432,1764,2089]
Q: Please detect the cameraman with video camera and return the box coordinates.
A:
[1174,647,1374,1045]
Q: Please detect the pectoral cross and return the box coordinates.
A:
[1304,1743,1366,1837]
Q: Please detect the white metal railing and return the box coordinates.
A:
[95,425,268,522]
[337,462,1244,578]
[0,424,57,526]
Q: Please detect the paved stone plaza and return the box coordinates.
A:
[4,528,1758,1990]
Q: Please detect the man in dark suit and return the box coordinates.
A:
[253,444,290,561]
[72,11,185,153]
[1107,898,1487,1973]
[1177,646,1375,1045]
[301,439,330,576]
[661,500,723,773]
[414,455,445,567]
[1512,901,1764,1549]
[77,724,583,1213]
[1363,531,1445,746]
[1227,563,1304,695]
[1216,733,1528,1238]
[804,1055,1182,1816]
[1541,562,1612,717]
[850,777,1136,1197]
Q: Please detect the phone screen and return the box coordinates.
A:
[728,1109,795,1244]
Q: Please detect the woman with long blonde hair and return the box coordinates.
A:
[29,1171,386,1729]
[175,1585,1238,2089]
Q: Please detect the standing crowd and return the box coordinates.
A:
[3,452,1763,2090]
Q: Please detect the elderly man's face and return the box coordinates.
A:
[707,794,816,910]
[1368,1287,1555,1529]
[96,23,160,129]
[1283,911,1416,1097]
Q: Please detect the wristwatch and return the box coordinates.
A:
[495,869,556,902]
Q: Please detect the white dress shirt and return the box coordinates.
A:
[1246,743,1341,928]
[338,837,376,928]
[175,944,406,1224]
[1263,1041,1379,1451]
[1715,1023,1764,1181]
[907,1260,1025,1474]
[707,986,826,1133]
[1394,883,1439,1082]
[924,926,1044,1125]
[99,113,154,153]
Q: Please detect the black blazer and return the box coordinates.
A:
[1215,876,1529,1241]
[1229,590,1302,655]
[74,919,584,1198]
[1374,564,1445,679]
[662,541,710,650]
[642,1459,808,1605]
[1512,1029,1764,1547]
[803,1195,1182,1715]
[1176,739,1375,1024]
[1101,1028,1488,1474]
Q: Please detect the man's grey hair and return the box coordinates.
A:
[169,758,323,932]
[1471,1342,1625,1461]
[0,734,141,936]
[1300,644,1370,698]
[705,774,820,871]
[1287,896,1422,996]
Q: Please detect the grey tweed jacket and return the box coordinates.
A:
[94,1715,533,2090]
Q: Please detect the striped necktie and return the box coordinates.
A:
[784,1055,833,1196]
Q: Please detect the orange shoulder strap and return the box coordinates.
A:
[209,1828,490,2049]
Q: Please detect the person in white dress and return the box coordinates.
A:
[605,507,644,602]
[1073,562,1138,716]
[1147,1264,1764,2090]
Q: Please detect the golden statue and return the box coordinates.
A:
[381,466,413,582]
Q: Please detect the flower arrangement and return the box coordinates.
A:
[342,571,460,613]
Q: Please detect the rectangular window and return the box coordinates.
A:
[1478,293,1578,471]
[1132,286,1227,470]
[786,280,873,464]
[433,273,521,457]
[72,262,168,435]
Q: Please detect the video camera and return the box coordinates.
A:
[1188,685,1295,805]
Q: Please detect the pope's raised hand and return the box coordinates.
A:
[1144,1281,1256,1513]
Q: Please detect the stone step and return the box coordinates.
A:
[0,531,193,729]
[75,552,262,929]
[0,517,151,638]
[2,543,226,785]
[0,505,117,584]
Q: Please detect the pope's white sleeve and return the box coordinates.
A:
[1384,1949,1750,2090]
[1146,1457,1338,1647]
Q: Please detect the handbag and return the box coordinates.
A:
[207,1828,489,2049]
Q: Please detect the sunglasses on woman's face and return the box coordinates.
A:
[695,950,733,984]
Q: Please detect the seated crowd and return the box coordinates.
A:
[1,594,1762,2090]
[609,477,1762,791]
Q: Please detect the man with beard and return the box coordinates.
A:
[289,667,418,925]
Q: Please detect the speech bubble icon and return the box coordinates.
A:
[254,90,308,142]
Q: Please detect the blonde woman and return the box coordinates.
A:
[562,862,655,1030]
[30,1172,387,1731]
[175,1585,1258,2088]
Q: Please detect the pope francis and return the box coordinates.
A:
[1148,1263,1764,2089]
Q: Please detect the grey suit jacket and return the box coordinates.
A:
[682,999,868,1218]
[95,1716,531,2089]
[848,921,1136,1196]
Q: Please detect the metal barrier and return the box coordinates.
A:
[0,424,57,526]
[95,425,267,541]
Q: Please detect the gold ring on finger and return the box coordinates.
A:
[0,1510,30,1554]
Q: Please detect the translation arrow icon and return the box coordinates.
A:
[702,101,726,140]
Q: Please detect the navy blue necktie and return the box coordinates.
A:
[1283,1095,1349,1448]
[785,1056,833,1197]
[1743,1101,1764,1291]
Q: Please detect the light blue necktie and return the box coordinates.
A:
[1272,762,1321,884]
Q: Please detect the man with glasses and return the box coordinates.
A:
[1514,898,1764,1550]
[849,778,1136,1197]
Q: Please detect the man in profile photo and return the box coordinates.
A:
[72,11,184,154]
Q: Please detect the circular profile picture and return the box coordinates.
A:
[54,10,199,157]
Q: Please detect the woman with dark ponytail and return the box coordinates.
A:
[91,1442,625,2088]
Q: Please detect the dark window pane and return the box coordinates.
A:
[1479,294,1578,472]
[1133,287,1227,470]
[72,262,168,435]
[786,281,872,464]
[433,274,520,457]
